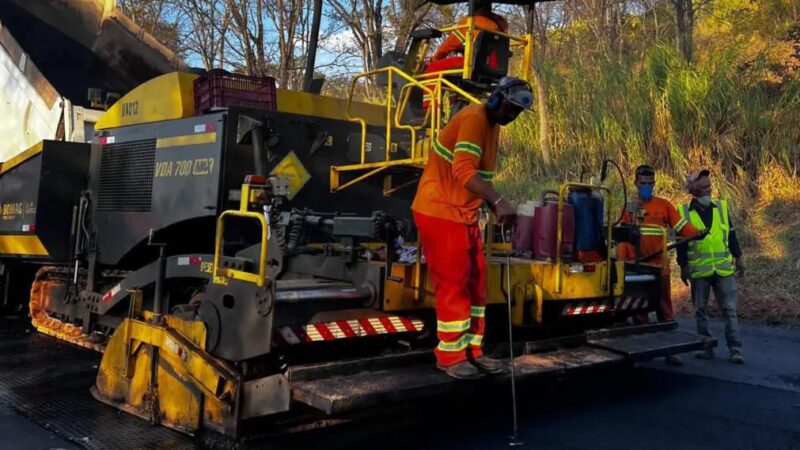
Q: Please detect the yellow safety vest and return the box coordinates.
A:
[678,199,734,279]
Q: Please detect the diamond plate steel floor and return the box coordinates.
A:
[0,317,195,450]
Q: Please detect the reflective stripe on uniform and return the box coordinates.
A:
[470,305,486,318]
[719,201,728,226]
[466,333,483,346]
[454,141,482,158]
[477,170,494,181]
[688,251,731,259]
[689,262,733,273]
[674,217,688,232]
[437,335,469,352]
[433,139,454,162]
[437,318,470,333]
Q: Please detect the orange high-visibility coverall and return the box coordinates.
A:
[412,104,499,367]
[617,196,698,321]
[431,13,509,62]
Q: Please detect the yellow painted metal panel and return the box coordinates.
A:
[0,235,49,256]
[384,258,626,326]
[0,142,43,175]
[155,132,217,149]
[95,72,198,130]
[276,89,385,126]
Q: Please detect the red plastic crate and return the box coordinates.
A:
[194,69,278,115]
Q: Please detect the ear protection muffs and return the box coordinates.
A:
[487,78,531,111]
[486,91,504,111]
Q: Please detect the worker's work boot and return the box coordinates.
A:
[730,348,745,364]
[437,361,484,380]
[695,348,715,360]
[665,354,684,366]
[469,355,508,374]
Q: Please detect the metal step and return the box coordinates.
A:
[588,329,715,360]
[290,347,623,415]
[291,323,715,415]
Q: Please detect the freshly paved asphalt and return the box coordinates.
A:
[1,317,798,450]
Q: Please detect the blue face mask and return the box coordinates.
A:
[638,185,654,201]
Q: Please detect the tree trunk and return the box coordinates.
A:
[529,4,552,170]
[303,0,323,92]
[673,0,693,62]
[531,66,552,170]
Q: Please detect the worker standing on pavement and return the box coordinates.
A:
[678,170,745,364]
[412,77,532,380]
[617,164,700,366]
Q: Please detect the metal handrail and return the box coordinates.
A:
[212,210,268,287]
[435,19,533,81]
[346,66,437,165]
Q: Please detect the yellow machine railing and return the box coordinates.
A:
[330,66,438,192]
[212,210,269,287]
[329,18,534,193]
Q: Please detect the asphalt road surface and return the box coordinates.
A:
[1,317,798,450]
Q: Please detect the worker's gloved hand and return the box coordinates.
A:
[494,198,517,225]
[735,257,746,279]
[680,265,690,286]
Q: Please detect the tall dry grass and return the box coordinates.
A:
[496,43,800,318]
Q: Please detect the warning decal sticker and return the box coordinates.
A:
[270,151,311,200]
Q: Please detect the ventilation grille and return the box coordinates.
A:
[96,139,156,212]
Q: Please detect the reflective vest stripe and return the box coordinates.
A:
[470,305,486,318]
[688,251,731,259]
[689,262,733,273]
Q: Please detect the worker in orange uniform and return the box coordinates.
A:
[412,77,533,379]
[617,164,700,366]
[431,0,509,62]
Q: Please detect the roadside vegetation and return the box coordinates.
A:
[497,1,800,324]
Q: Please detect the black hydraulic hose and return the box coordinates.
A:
[638,232,707,263]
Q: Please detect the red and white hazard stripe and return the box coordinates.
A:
[562,296,652,316]
[563,300,611,316]
[276,316,425,345]
[102,284,121,303]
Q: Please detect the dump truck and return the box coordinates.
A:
[0,0,715,440]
